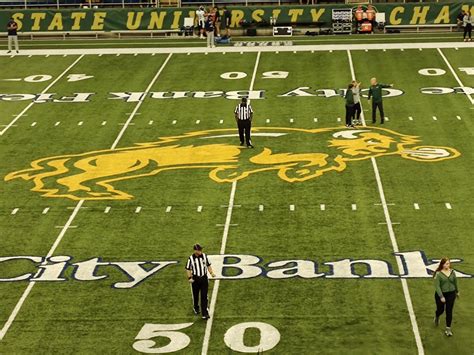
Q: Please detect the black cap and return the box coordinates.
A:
[193,243,203,251]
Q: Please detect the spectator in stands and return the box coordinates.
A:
[463,11,472,42]
[205,14,215,48]
[366,5,376,33]
[221,6,232,37]
[196,5,206,39]
[7,17,19,54]
[457,10,466,32]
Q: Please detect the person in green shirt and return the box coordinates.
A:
[433,257,459,337]
[344,83,355,128]
[367,77,393,124]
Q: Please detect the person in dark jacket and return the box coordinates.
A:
[433,257,459,337]
[368,77,393,124]
[344,84,355,128]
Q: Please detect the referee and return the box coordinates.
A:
[234,97,254,148]
[185,243,216,320]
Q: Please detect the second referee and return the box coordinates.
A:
[234,97,254,148]
[185,243,216,320]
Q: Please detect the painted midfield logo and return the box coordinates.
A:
[5,127,460,200]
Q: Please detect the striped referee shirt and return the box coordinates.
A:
[185,253,211,277]
[235,103,253,120]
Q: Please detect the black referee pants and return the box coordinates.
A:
[464,23,472,39]
[192,276,209,316]
[237,119,251,146]
[435,291,456,327]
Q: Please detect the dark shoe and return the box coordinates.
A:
[7,50,11,54]
[16,50,19,53]
[381,120,384,124]
[240,142,244,146]
[247,144,254,148]
[372,120,375,124]
[434,316,439,327]
[202,314,210,320]
[193,307,200,315]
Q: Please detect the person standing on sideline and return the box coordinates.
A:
[457,10,466,32]
[7,17,19,54]
[368,77,393,124]
[344,84,355,128]
[463,11,472,42]
[433,257,459,337]
[221,6,231,37]
[235,97,254,148]
[351,80,362,125]
[185,243,216,320]
[204,14,215,48]
[196,6,206,39]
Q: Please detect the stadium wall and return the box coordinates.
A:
[1,2,473,32]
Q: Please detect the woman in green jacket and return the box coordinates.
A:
[433,257,459,336]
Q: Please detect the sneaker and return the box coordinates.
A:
[202,314,210,320]
[445,327,453,336]
[193,307,200,315]
[16,50,19,53]
[240,142,244,146]
[434,316,439,326]
[247,144,254,148]
[380,120,384,124]
[7,50,11,54]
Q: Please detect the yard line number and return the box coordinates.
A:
[132,321,280,353]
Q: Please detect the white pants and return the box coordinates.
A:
[206,30,214,47]
[8,35,19,52]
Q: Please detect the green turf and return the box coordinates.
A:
[0,42,472,354]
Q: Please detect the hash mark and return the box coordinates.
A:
[134,53,138,56]
[135,206,142,213]
[266,119,270,123]
[314,118,318,122]
[320,204,325,211]
[456,115,461,120]
[290,204,295,211]
[290,118,294,123]
[414,203,420,210]
[55,121,60,126]
[11,208,19,215]
[152,53,156,56]
[104,206,111,213]
[401,48,404,52]
[219,120,223,124]
[148,120,153,125]
[166,206,172,213]
[197,206,203,212]
[445,203,452,210]
[196,120,200,124]
[101,121,107,126]
[31,122,37,127]
[337,117,341,122]
[433,116,438,121]
[42,207,49,215]
[351,204,357,211]
[408,116,413,121]
[78,121,83,126]
[172,120,177,124]
[259,204,264,212]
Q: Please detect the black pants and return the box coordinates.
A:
[353,102,361,121]
[464,23,472,39]
[192,276,209,316]
[237,119,252,146]
[435,291,456,327]
[372,101,384,123]
[345,105,354,126]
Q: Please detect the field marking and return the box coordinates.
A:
[54,121,61,126]
[347,49,424,355]
[437,48,474,105]
[414,203,420,210]
[104,206,111,214]
[0,199,83,341]
[2,42,471,58]
[42,207,50,215]
[289,204,295,211]
[149,120,154,125]
[445,203,452,210]
[432,116,437,121]
[0,54,174,343]
[456,115,462,120]
[197,205,203,212]
[166,206,172,212]
[135,206,142,213]
[259,204,264,211]
[11,208,19,215]
[101,121,107,126]
[313,117,318,122]
[30,122,37,127]
[351,204,357,211]
[320,204,325,211]
[408,116,414,121]
[202,51,261,355]
[0,54,84,137]
[172,120,177,124]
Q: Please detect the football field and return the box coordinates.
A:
[0,42,473,354]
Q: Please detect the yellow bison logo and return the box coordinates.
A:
[5,127,460,201]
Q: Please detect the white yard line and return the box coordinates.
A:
[0,54,173,343]
[0,42,470,58]
[437,48,474,105]
[0,55,84,137]
[347,50,424,355]
[201,51,261,355]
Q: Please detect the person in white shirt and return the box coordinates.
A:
[463,11,472,42]
[196,6,206,39]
